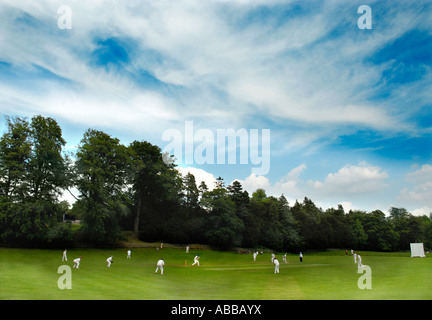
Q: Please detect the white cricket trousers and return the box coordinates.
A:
[155,265,164,274]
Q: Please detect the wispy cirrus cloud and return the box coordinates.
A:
[399,164,432,206]
[1,0,429,139]
[0,0,431,215]
[310,162,389,196]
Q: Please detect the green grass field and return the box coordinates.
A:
[0,247,431,300]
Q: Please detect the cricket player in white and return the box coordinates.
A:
[283,253,287,264]
[357,254,363,267]
[274,258,280,274]
[271,253,275,263]
[127,250,131,259]
[253,251,258,261]
[353,252,357,263]
[62,249,67,261]
[73,257,81,268]
[155,258,164,275]
[192,255,200,266]
[107,256,113,267]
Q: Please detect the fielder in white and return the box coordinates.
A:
[107,256,113,267]
[73,257,81,268]
[357,254,363,267]
[192,255,200,266]
[274,258,280,274]
[155,258,164,275]
[62,249,67,262]
[127,250,131,259]
[253,251,258,261]
[271,253,275,263]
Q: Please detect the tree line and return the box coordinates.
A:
[1,115,431,251]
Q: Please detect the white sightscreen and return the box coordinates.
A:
[410,243,426,257]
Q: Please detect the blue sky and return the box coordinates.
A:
[0,0,431,215]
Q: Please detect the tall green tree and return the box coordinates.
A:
[177,174,207,245]
[0,116,71,246]
[128,140,181,237]
[323,205,351,249]
[75,129,129,244]
[248,191,301,251]
[0,117,32,201]
[198,181,209,197]
[389,207,428,250]
[347,210,369,249]
[277,195,302,251]
[227,180,250,219]
[202,178,244,249]
[182,172,200,209]
[291,197,323,250]
[362,210,399,251]
[27,115,69,201]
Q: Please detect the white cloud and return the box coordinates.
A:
[0,0,424,140]
[338,201,355,213]
[312,200,356,213]
[177,166,217,190]
[233,162,391,205]
[0,0,429,217]
[175,162,425,216]
[310,162,389,196]
[398,164,432,207]
[411,206,432,217]
[286,163,307,179]
[405,164,432,185]
[270,164,306,198]
[235,174,271,195]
